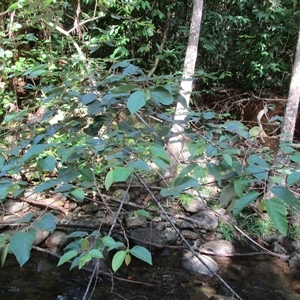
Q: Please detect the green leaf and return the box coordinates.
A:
[245,165,268,180]
[1,242,10,267]
[206,163,222,185]
[79,254,92,269]
[136,209,150,218]
[130,160,150,171]
[67,231,89,238]
[290,154,300,163]
[33,213,56,233]
[150,87,174,105]
[113,166,133,182]
[34,179,61,193]
[70,189,85,202]
[265,198,287,236]
[150,144,170,163]
[107,241,126,251]
[19,145,49,164]
[233,192,260,216]
[37,156,56,171]
[10,229,36,267]
[203,111,215,120]
[127,91,146,114]
[82,93,97,105]
[161,177,198,197]
[78,167,94,181]
[220,183,238,207]
[271,186,300,210]
[129,246,152,265]
[105,170,114,190]
[112,250,126,272]
[234,178,246,198]
[178,163,198,178]
[247,155,269,168]
[152,157,168,170]
[222,153,232,166]
[125,253,131,266]
[88,249,104,259]
[57,250,79,266]
[102,236,116,247]
[206,145,219,157]
[287,172,300,186]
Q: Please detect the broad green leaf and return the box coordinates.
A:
[271,186,300,210]
[79,254,92,269]
[287,172,300,186]
[151,87,174,105]
[10,229,36,267]
[188,140,206,157]
[234,178,246,198]
[222,153,232,166]
[150,144,170,163]
[88,249,104,259]
[78,167,94,181]
[105,170,114,190]
[15,212,33,224]
[102,236,116,247]
[70,256,80,270]
[247,155,269,168]
[29,70,47,78]
[57,250,79,266]
[152,157,168,170]
[82,93,97,105]
[194,166,206,179]
[107,241,126,251]
[206,163,222,185]
[160,180,199,197]
[37,156,56,171]
[233,192,260,216]
[129,246,152,265]
[245,165,268,180]
[136,209,150,218]
[203,111,215,120]
[220,183,238,207]
[54,183,74,193]
[130,160,150,171]
[113,166,133,182]
[290,154,300,163]
[34,179,61,193]
[206,145,219,157]
[70,189,85,202]
[265,198,287,236]
[127,90,146,114]
[33,213,56,233]
[19,144,49,164]
[112,250,126,272]
[178,163,198,178]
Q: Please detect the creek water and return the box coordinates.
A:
[0,249,300,300]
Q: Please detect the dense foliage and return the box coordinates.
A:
[0,0,300,274]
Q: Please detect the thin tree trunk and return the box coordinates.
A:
[281,26,300,143]
[166,0,204,176]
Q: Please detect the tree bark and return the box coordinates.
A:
[281,26,300,143]
[166,0,204,176]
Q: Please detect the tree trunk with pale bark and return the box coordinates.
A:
[166,0,204,177]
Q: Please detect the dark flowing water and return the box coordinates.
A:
[0,249,300,300]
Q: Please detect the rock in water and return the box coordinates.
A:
[181,250,218,277]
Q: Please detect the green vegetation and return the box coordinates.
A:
[0,0,300,288]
